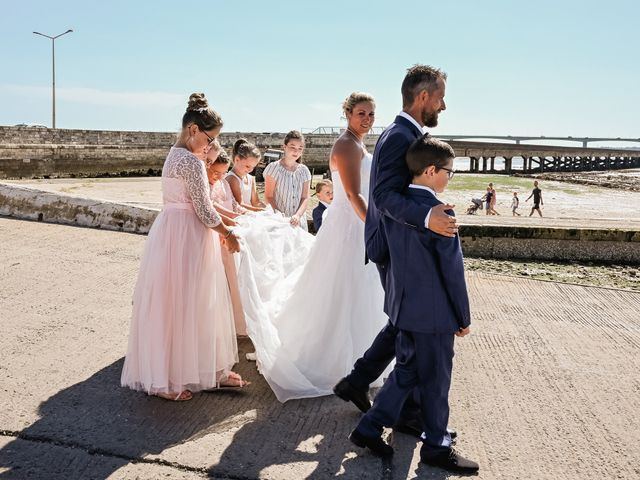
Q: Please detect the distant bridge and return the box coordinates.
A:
[302,127,640,148]
[436,135,640,148]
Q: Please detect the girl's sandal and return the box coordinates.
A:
[206,372,251,391]
[154,390,193,402]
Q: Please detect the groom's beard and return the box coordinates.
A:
[423,110,439,128]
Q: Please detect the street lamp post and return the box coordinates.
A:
[33,29,73,129]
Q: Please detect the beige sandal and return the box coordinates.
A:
[207,372,251,391]
[154,390,193,401]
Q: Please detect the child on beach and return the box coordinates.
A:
[350,136,478,473]
[226,139,265,212]
[264,130,312,231]
[526,180,544,217]
[482,187,494,215]
[511,191,521,216]
[312,179,333,232]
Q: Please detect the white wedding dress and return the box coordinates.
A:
[233,152,389,402]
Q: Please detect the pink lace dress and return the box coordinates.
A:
[121,147,238,395]
[211,180,248,336]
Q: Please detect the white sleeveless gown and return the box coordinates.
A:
[233,153,389,402]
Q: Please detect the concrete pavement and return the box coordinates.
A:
[0,217,639,479]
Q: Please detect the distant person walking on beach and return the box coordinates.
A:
[526,181,543,217]
[482,187,499,215]
[489,183,499,215]
[511,191,521,216]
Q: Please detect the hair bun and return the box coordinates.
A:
[187,93,209,112]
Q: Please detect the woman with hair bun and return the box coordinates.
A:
[121,93,248,402]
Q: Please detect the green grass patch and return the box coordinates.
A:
[448,174,537,193]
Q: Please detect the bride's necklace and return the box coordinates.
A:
[346,127,364,144]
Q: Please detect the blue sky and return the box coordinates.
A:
[1,0,638,142]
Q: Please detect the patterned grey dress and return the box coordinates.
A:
[263,160,312,231]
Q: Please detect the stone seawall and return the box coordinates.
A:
[0,126,371,179]
[0,183,157,234]
[460,226,640,264]
[1,182,638,263]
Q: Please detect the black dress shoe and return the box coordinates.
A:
[349,429,394,458]
[333,378,371,413]
[421,447,479,473]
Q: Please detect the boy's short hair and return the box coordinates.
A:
[406,134,455,177]
[315,179,332,195]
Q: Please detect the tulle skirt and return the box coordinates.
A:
[121,206,238,394]
[234,204,389,402]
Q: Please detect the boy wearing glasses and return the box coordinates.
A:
[350,135,478,474]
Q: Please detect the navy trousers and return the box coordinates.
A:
[355,330,455,454]
[345,263,420,423]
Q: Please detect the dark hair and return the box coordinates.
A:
[232,138,261,160]
[314,179,332,194]
[214,149,230,165]
[284,130,305,146]
[182,93,223,131]
[401,64,447,108]
[406,134,455,177]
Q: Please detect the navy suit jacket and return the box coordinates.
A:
[385,187,471,334]
[365,115,431,266]
[312,203,327,232]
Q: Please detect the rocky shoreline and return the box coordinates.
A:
[465,257,639,291]
[527,168,640,192]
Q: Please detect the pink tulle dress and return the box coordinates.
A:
[121,147,238,395]
[211,179,248,336]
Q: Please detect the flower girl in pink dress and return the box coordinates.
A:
[121,93,247,402]
[205,149,249,338]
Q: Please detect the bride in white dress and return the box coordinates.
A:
[234,93,389,402]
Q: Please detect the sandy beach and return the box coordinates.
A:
[5,169,640,228]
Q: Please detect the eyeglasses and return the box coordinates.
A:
[201,129,217,147]
[440,167,455,179]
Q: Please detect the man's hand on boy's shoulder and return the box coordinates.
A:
[427,203,458,237]
[455,326,470,337]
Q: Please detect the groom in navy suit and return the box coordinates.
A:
[334,65,457,431]
[351,136,478,473]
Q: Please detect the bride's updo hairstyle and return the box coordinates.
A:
[342,92,375,116]
[232,138,261,161]
[182,93,223,131]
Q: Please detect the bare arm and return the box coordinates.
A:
[291,180,311,225]
[264,175,279,212]
[226,176,243,205]
[251,180,266,208]
[213,203,239,219]
[218,213,237,227]
[332,138,367,222]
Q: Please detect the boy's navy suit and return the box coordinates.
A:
[385,187,470,334]
[356,186,470,455]
[312,202,327,232]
